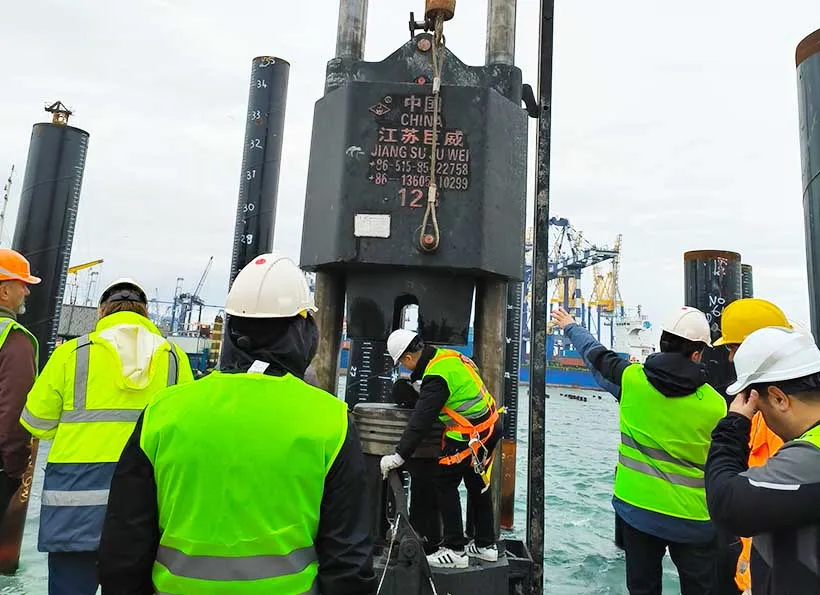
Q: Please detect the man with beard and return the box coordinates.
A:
[0,249,40,513]
[706,326,820,595]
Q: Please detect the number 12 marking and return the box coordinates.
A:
[399,188,439,208]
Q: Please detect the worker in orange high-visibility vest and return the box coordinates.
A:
[713,298,791,594]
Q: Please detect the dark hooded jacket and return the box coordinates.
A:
[564,323,721,546]
[98,315,377,595]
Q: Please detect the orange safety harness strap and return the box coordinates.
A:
[429,351,500,466]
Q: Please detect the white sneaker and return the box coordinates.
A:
[426,547,469,569]
[465,540,498,562]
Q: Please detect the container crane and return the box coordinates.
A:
[597,234,624,316]
[66,259,104,305]
[547,217,619,316]
[522,218,619,342]
[170,256,214,335]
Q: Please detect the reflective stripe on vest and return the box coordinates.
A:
[425,350,494,427]
[59,335,179,423]
[144,372,346,593]
[619,431,706,489]
[38,461,118,551]
[156,544,318,583]
[617,453,705,489]
[41,488,110,507]
[614,364,725,521]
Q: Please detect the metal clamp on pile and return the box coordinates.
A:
[353,403,443,595]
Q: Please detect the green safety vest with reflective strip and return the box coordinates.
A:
[0,316,38,373]
[141,370,348,594]
[614,363,727,521]
[423,348,491,441]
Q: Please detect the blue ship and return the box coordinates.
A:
[338,314,654,391]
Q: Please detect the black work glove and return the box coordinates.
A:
[392,379,420,408]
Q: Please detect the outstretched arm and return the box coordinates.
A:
[551,308,629,400]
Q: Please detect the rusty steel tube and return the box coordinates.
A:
[486,0,516,65]
[311,272,346,394]
[797,28,820,342]
[335,0,368,59]
[425,0,455,21]
[486,0,519,534]
[473,278,507,537]
[528,0,554,591]
[683,250,742,400]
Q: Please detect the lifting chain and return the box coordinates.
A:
[419,15,446,253]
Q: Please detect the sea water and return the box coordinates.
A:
[0,387,684,594]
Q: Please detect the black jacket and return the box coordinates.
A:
[705,414,820,595]
[395,346,449,460]
[585,344,709,401]
[97,316,377,595]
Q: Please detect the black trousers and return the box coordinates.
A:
[406,459,442,554]
[48,552,99,595]
[619,516,718,595]
[714,527,743,595]
[435,428,500,549]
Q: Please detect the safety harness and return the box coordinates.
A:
[430,351,502,486]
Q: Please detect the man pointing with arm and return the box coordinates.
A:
[551,306,726,595]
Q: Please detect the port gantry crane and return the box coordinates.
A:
[147,257,217,335]
[66,259,104,305]
[169,256,214,335]
[522,218,620,343]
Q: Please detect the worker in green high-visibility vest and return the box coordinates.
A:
[98,254,377,595]
[0,249,40,514]
[381,329,502,570]
[552,305,727,595]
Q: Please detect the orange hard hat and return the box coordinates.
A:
[0,249,41,284]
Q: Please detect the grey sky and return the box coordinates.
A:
[0,1,816,335]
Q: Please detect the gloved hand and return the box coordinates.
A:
[392,378,420,408]
[379,453,405,478]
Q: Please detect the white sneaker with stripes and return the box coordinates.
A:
[465,540,498,562]
[426,547,469,569]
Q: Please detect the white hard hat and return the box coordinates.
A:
[225,254,317,318]
[727,326,820,395]
[661,306,712,347]
[387,329,420,364]
[99,278,148,304]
